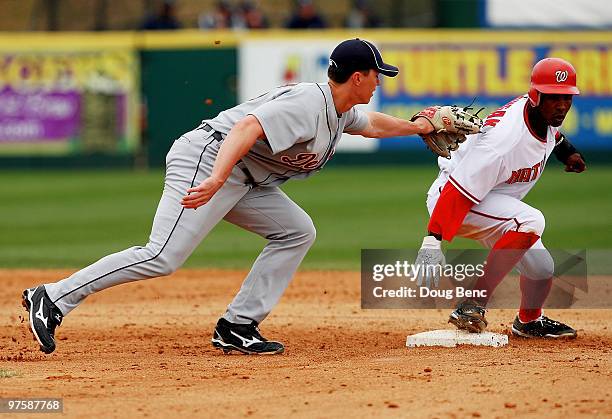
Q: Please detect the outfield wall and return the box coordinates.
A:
[0,30,610,168]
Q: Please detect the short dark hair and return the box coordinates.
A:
[327,65,369,83]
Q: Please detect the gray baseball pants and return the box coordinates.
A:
[44,128,316,324]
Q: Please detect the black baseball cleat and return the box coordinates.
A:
[22,286,63,354]
[511,315,577,339]
[448,298,488,333]
[211,318,284,355]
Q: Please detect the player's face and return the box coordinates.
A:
[357,70,380,103]
[538,94,573,127]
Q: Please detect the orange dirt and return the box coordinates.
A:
[1,269,610,418]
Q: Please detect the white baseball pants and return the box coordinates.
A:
[426,175,554,280]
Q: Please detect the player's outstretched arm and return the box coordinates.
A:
[181,116,263,209]
[353,111,433,138]
[354,107,482,159]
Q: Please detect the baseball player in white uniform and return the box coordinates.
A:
[416,58,586,338]
[23,39,438,355]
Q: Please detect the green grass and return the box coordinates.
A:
[1,165,611,270]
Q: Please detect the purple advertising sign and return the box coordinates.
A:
[0,86,81,142]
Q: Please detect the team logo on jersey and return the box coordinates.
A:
[281,153,320,169]
[506,158,546,184]
[555,70,568,83]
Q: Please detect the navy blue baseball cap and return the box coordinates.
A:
[329,38,399,77]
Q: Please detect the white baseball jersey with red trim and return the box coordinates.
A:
[432,95,559,204]
[425,95,562,280]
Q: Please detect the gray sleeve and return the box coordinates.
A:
[248,89,319,155]
[343,107,369,133]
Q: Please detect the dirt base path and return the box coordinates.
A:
[1,270,610,418]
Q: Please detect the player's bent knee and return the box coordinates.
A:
[538,252,555,279]
[267,221,315,244]
[156,264,177,277]
[280,218,316,248]
[520,249,554,280]
[148,254,181,277]
[298,219,317,246]
[532,263,554,281]
[522,263,554,281]
[520,209,546,236]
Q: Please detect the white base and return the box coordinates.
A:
[406,329,508,348]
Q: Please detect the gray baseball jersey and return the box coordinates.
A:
[44,82,368,326]
[208,82,368,186]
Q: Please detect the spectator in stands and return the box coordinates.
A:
[198,0,235,29]
[344,0,381,28]
[286,0,327,29]
[238,1,269,29]
[140,0,181,30]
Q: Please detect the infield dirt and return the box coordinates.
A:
[1,269,610,418]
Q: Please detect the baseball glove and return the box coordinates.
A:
[411,105,483,159]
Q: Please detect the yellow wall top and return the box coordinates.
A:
[0,29,611,51]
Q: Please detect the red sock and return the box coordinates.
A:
[518,309,541,323]
[473,231,540,306]
[518,275,552,322]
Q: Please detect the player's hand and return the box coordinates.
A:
[413,117,435,135]
[564,152,586,173]
[414,235,446,289]
[181,176,225,209]
[410,105,482,159]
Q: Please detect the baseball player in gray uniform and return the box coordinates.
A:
[23,39,434,355]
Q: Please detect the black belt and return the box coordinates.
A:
[200,123,257,186]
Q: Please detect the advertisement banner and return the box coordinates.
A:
[0,49,139,156]
[378,40,612,150]
[240,33,611,152]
